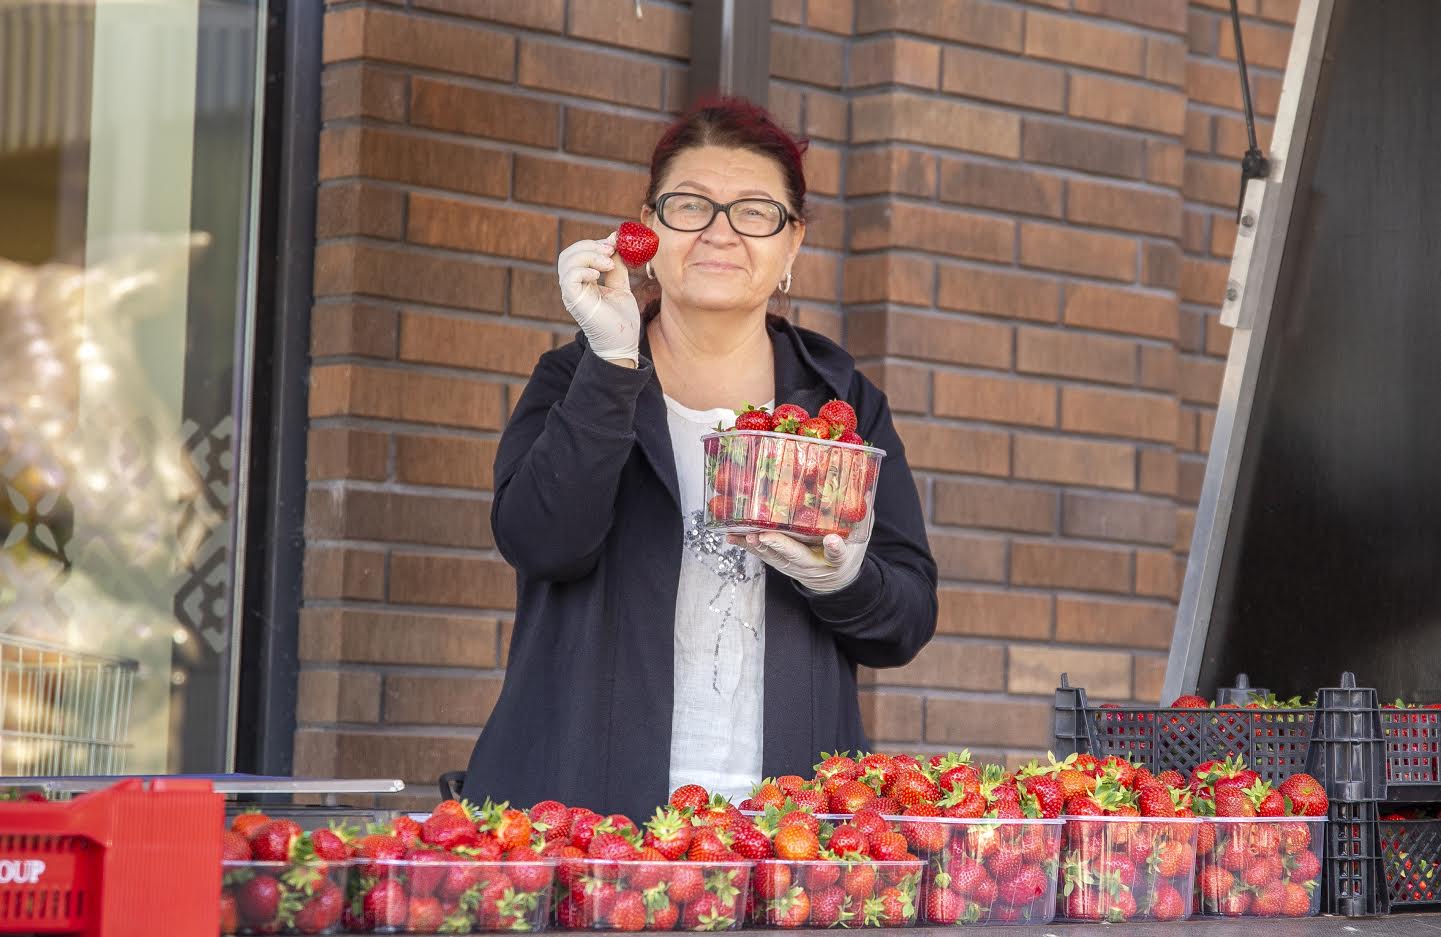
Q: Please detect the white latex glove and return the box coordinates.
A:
[557,232,641,364]
[733,531,867,594]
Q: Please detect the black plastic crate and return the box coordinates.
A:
[1327,800,1386,916]
[1383,707,1441,796]
[1381,818,1441,908]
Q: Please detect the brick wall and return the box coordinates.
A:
[297,0,1298,806]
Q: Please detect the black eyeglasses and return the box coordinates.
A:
[652,191,794,238]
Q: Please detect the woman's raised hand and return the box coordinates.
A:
[557,233,642,365]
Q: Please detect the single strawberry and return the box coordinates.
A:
[687,827,733,862]
[1151,882,1186,921]
[642,806,692,860]
[589,831,640,863]
[1020,775,1065,819]
[569,810,606,850]
[790,788,828,814]
[867,831,911,862]
[1137,784,1178,818]
[753,861,793,901]
[827,824,868,857]
[405,895,443,933]
[219,892,238,934]
[1213,785,1257,817]
[615,221,659,267]
[731,821,774,860]
[809,884,851,927]
[841,862,878,900]
[230,811,271,838]
[421,810,479,850]
[608,890,648,931]
[249,819,302,862]
[804,862,842,890]
[1290,846,1323,883]
[771,885,812,928]
[437,862,487,903]
[1253,880,1286,916]
[529,799,572,842]
[431,799,472,820]
[925,885,963,924]
[236,875,281,924]
[997,866,1049,906]
[796,416,836,439]
[402,848,449,897]
[774,825,820,861]
[1277,773,1329,817]
[829,779,877,815]
[1170,694,1211,708]
[1282,880,1313,916]
[650,898,680,930]
[352,833,407,879]
[1217,888,1252,916]
[221,831,253,863]
[668,865,706,904]
[670,784,710,812]
[874,885,913,926]
[818,399,858,435]
[506,848,553,893]
[771,403,810,433]
[363,878,410,929]
[734,404,776,432]
[1105,887,1138,923]
[889,770,941,810]
[294,882,345,934]
[778,810,821,836]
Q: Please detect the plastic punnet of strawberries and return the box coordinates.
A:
[222,814,353,935]
[701,400,884,544]
[1188,755,1328,918]
[548,787,751,932]
[1051,753,1202,923]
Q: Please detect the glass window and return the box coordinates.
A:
[0,0,267,775]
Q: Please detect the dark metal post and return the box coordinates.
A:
[689,0,772,106]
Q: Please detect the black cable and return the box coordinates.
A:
[1230,0,1271,220]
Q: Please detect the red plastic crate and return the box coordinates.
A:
[0,778,222,936]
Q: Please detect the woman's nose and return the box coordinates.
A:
[699,209,742,244]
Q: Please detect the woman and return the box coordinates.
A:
[462,97,936,820]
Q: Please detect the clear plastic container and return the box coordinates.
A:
[748,858,924,928]
[1056,817,1201,923]
[885,816,1063,926]
[553,858,752,931]
[700,430,885,544]
[1193,817,1325,917]
[222,860,352,935]
[346,858,556,933]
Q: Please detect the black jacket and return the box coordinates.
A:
[462,318,937,820]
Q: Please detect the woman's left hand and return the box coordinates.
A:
[731,531,867,594]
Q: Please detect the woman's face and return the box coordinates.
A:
[641,145,806,315]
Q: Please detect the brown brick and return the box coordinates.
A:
[1176,408,1198,452]
[851,92,1021,159]
[1139,344,1179,392]
[930,532,1008,582]
[1206,313,1232,356]
[304,546,385,601]
[845,148,937,197]
[925,697,1051,747]
[849,308,1013,369]
[1175,507,1196,553]
[1260,0,1300,23]
[407,196,556,264]
[1073,0,1187,33]
[398,311,554,377]
[936,265,1060,323]
[938,588,1053,639]
[321,64,406,123]
[307,428,388,481]
[856,0,1024,51]
[395,434,498,490]
[1180,356,1225,406]
[315,243,507,313]
[1177,309,1205,354]
[1197,409,1216,452]
[1211,216,1238,258]
[1182,209,1210,255]
[860,362,930,415]
[1061,491,1176,545]
[1146,36,1188,86]
[562,108,669,166]
[933,372,1057,428]
[941,47,1065,112]
[849,37,940,89]
[323,7,514,80]
[316,183,404,241]
[790,303,844,341]
[311,303,398,360]
[768,81,803,132]
[409,80,556,149]
[1186,57,1244,109]
[1022,119,1147,179]
[1012,541,1132,593]
[1024,11,1145,75]
[1067,179,1182,239]
[518,38,662,109]
[514,155,649,219]
[1133,656,1167,703]
[1216,114,1278,162]
[301,608,499,668]
[293,730,475,784]
[1056,595,1174,649]
[1062,283,1177,341]
[772,0,803,23]
[1061,386,1179,443]
[802,200,846,250]
[939,159,1063,218]
[807,0,854,33]
[893,418,1011,476]
[843,254,933,306]
[307,487,491,549]
[935,479,1057,534]
[1135,548,1181,599]
[1217,17,1293,69]
[860,692,923,742]
[384,675,504,725]
[804,90,849,141]
[788,251,840,303]
[319,126,509,198]
[880,640,1007,691]
[1016,328,1136,385]
[1146,140,1185,188]
[1142,241,1182,291]
[510,268,566,323]
[1178,455,1206,503]
[1069,73,1187,135]
[298,669,381,724]
[1180,256,1228,306]
[412,0,564,31]
[1020,223,1136,282]
[772,29,845,87]
[1185,111,1212,154]
[804,145,843,196]
[1188,9,1219,53]
[1139,447,1178,496]
[390,553,515,609]
[1010,645,1132,698]
[569,0,689,57]
[1184,157,1238,209]
[1013,433,1135,490]
[311,364,505,429]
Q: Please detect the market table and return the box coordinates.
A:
[748,917,1441,937]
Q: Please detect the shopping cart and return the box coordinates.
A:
[0,634,137,777]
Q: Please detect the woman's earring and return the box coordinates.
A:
[780,272,792,294]
[645,263,654,279]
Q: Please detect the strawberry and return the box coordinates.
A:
[390,814,423,846]
[642,806,692,860]
[589,831,640,863]
[1253,880,1286,916]
[687,827,733,862]
[670,784,710,812]
[1278,773,1329,817]
[828,824,868,857]
[796,416,837,439]
[829,779,876,815]
[431,799,472,820]
[772,403,810,433]
[1214,785,1257,817]
[772,885,812,928]
[1170,694,1211,708]
[898,806,947,853]
[353,833,407,878]
[734,404,775,432]
[406,895,443,933]
[1020,775,1065,819]
[569,810,605,850]
[221,831,252,863]
[668,865,706,904]
[291,881,344,933]
[1282,821,1314,855]
[231,811,271,838]
[308,828,351,862]
[236,875,281,924]
[506,848,553,892]
[487,804,534,851]
[421,811,479,850]
[842,862,877,900]
[1217,888,1252,916]
[867,831,911,862]
[778,811,821,836]
[1197,865,1233,902]
[804,863,842,889]
[219,892,238,934]
[608,891,648,931]
[889,770,941,810]
[1290,846,1323,883]
[1105,887,1138,922]
[817,399,858,436]
[650,898,680,930]
[998,866,1049,906]
[249,819,302,862]
[529,799,572,842]
[925,885,963,924]
[731,822,774,860]
[774,825,820,861]
[1282,881,1313,916]
[1244,854,1284,888]
[809,885,851,927]
[1150,882,1186,921]
[753,861,793,901]
[874,885,913,926]
[1137,785,1177,818]
[364,879,410,929]
[437,862,487,903]
[402,848,449,896]
[614,221,659,267]
[790,788,828,813]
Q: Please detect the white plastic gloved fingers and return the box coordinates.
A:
[556,233,641,363]
[742,531,867,594]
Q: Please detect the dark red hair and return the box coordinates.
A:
[646,95,809,220]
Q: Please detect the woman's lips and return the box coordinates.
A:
[690,261,743,272]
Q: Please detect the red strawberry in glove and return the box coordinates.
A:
[614,221,659,267]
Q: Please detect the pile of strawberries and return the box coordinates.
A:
[221,813,351,934]
[704,400,879,540]
[1381,808,1440,904]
